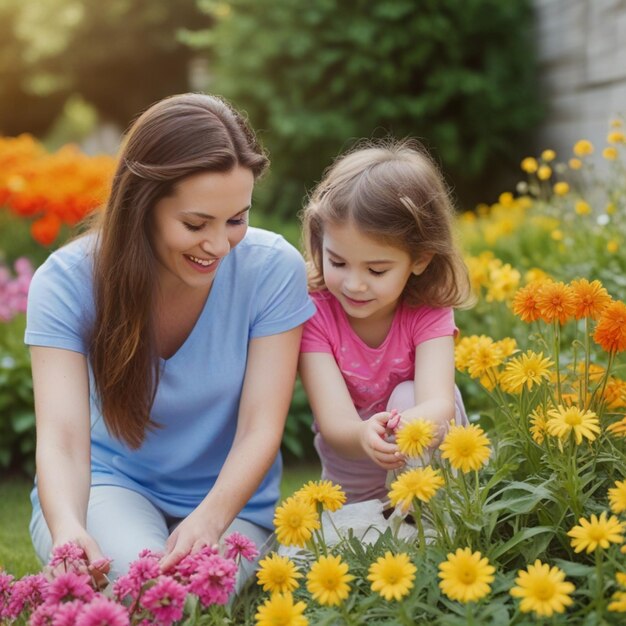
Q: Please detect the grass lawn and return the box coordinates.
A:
[0,462,320,578]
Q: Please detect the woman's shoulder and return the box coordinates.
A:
[236,227,305,268]
[35,233,96,278]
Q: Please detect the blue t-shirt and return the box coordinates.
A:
[25,227,315,530]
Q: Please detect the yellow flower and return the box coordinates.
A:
[388,466,444,511]
[607,416,626,438]
[537,164,552,180]
[617,572,626,588]
[606,202,616,215]
[607,130,625,143]
[575,200,591,215]
[551,229,564,241]
[608,240,619,254]
[536,280,576,325]
[546,405,600,444]
[529,407,549,444]
[611,118,624,128]
[541,149,556,162]
[486,263,521,302]
[568,157,583,170]
[553,181,569,196]
[521,157,538,173]
[609,480,626,515]
[255,593,308,626]
[609,590,626,612]
[438,548,495,603]
[500,351,553,393]
[273,496,320,547]
[604,377,626,409]
[568,512,624,553]
[466,339,504,380]
[573,139,594,156]
[396,419,434,457]
[498,191,514,206]
[294,480,346,512]
[257,553,302,595]
[510,560,574,617]
[440,425,491,473]
[603,147,618,160]
[306,555,354,606]
[368,552,416,601]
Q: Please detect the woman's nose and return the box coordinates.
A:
[201,231,230,258]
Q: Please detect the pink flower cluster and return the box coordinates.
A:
[1,532,259,626]
[0,257,33,322]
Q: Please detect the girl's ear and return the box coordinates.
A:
[412,253,433,276]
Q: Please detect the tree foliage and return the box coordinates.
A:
[187,0,543,215]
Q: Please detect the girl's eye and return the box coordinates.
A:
[328,259,345,268]
[183,222,203,232]
[369,269,388,276]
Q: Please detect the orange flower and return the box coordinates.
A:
[570,279,611,320]
[594,301,626,353]
[31,213,62,246]
[607,417,626,438]
[512,284,542,323]
[536,281,576,325]
[604,378,626,410]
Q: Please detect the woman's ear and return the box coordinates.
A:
[412,253,433,276]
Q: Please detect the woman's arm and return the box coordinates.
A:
[30,346,107,566]
[400,335,457,443]
[299,352,402,470]
[160,325,303,570]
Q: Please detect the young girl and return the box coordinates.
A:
[299,139,472,505]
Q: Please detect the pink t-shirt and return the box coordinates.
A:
[300,290,458,502]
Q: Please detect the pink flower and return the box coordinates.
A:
[111,574,139,604]
[49,542,87,568]
[188,554,237,607]
[171,545,218,584]
[0,572,15,619]
[127,556,160,588]
[6,573,48,618]
[46,573,95,605]
[30,602,57,626]
[52,600,86,626]
[224,532,259,562]
[141,576,187,626]
[75,598,129,626]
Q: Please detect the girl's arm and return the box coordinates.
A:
[299,351,402,470]
[400,335,457,443]
[160,325,303,571]
[30,346,108,568]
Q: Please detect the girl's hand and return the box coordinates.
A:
[160,510,220,572]
[360,412,405,470]
[52,526,110,588]
[417,414,450,448]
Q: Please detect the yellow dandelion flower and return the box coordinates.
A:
[498,191,514,206]
[575,200,592,215]
[530,407,549,444]
[568,157,583,170]
[607,240,619,254]
[609,590,626,612]
[603,147,618,160]
[573,139,594,156]
[553,181,569,196]
[255,593,308,626]
[604,378,626,409]
[568,512,624,553]
[500,351,553,393]
[541,149,556,162]
[609,480,626,515]
[396,419,434,458]
[274,496,320,547]
[306,555,354,606]
[438,548,495,603]
[495,337,518,359]
[388,466,444,511]
[486,263,521,302]
[611,119,624,128]
[617,572,626,588]
[368,552,416,601]
[551,229,564,241]
[440,425,491,473]
[537,164,552,180]
[510,560,574,617]
[521,157,538,173]
[525,267,550,284]
[606,202,616,215]
[607,416,626,438]
[294,480,346,512]
[607,130,625,144]
[257,553,302,595]
[467,340,505,379]
[546,405,600,444]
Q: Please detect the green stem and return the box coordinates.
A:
[594,549,605,618]
[413,500,426,555]
[553,320,562,403]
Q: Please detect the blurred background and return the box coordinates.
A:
[1,0,625,474]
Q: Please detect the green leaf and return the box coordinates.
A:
[490,526,555,560]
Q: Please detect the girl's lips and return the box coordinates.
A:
[343,294,373,307]
[184,254,219,274]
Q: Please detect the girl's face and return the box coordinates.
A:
[321,221,430,323]
[151,166,254,293]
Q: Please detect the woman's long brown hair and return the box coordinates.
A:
[89,94,268,448]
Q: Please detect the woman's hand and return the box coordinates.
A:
[359,412,405,470]
[159,510,220,572]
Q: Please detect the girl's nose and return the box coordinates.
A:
[345,273,367,292]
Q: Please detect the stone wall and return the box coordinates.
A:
[533,0,626,157]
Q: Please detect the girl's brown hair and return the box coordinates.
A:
[89,93,268,449]
[301,139,472,308]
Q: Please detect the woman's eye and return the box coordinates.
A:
[227,218,246,226]
[183,222,203,232]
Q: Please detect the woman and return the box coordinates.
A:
[26,93,315,580]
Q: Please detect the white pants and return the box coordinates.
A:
[30,485,272,583]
